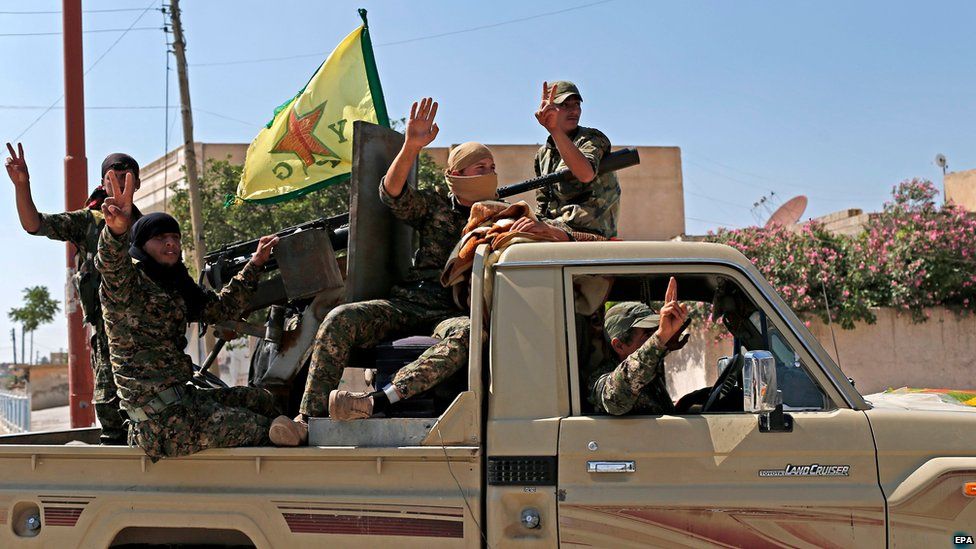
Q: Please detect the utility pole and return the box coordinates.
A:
[10,329,15,364]
[168,0,215,356]
[168,0,207,277]
[63,0,95,427]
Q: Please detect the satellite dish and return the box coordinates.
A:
[935,153,948,175]
[765,195,807,229]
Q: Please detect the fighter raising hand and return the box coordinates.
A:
[102,170,135,236]
[657,276,690,346]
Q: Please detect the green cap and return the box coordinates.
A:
[550,80,582,104]
[604,301,659,342]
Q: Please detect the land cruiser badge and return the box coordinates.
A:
[759,464,851,477]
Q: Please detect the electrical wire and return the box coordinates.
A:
[190,0,615,67]
[11,1,160,142]
[0,27,159,37]
[0,8,150,15]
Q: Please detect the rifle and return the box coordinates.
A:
[497,147,639,199]
[203,213,349,289]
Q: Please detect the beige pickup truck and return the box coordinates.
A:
[1,239,975,548]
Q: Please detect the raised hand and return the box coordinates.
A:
[5,142,30,187]
[251,235,279,267]
[404,97,439,150]
[656,277,690,345]
[101,170,135,236]
[534,82,559,132]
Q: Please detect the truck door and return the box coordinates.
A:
[556,267,886,548]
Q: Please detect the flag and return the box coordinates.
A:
[237,9,389,203]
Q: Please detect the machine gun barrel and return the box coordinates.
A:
[496,147,639,199]
[203,212,349,288]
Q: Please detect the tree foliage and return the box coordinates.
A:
[706,179,976,328]
[7,286,60,333]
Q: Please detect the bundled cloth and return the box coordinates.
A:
[441,201,563,310]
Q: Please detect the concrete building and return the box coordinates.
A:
[135,142,686,240]
[945,168,976,212]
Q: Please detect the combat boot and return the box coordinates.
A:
[269,415,308,447]
[328,390,374,421]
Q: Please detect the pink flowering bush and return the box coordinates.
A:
[706,179,976,328]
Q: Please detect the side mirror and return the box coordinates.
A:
[743,350,777,413]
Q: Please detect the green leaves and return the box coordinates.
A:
[7,286,60,333]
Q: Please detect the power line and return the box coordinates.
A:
[0,8,150,15]
[190,0,615,67]
[0,27,159,37]
[11,1,160,142]
[1,105,174,110]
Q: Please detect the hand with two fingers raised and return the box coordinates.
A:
[101,171,136,236]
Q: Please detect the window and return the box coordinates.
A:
[569,271,830,416]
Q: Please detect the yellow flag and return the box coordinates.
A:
[238,10,388,203]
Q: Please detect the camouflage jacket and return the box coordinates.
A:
[534,126,621,238]
[588,334,675,415]
[379,178,469,286]
[32,209,106,328]
[96,226,259,409]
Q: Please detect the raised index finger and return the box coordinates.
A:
[6,142,16,159]
[665,276,678,303]
[17,142,23,160]
[123,172,135,202]
[106,170,121,198]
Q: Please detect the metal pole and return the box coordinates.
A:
[63,0,95,428]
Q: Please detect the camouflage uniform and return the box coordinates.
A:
[534,126,621,238]
[391,315,471,400]
[32,208,126,444]
[299,180,467,417]
[96,226,278,461]
[588,334,674,415]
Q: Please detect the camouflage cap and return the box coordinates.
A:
[604,301,659,342]
[550,80,582,104]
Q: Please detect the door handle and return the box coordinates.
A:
[587,461,636,473]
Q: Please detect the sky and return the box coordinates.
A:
[1,0,974,360]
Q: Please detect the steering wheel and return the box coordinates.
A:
[702,353,743,413]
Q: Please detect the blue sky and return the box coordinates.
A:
[2,0,974,358]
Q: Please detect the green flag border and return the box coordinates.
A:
[241,11,388,204]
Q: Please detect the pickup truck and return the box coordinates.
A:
[1,239,975,547]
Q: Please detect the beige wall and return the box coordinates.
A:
[668,307,976,400]
[138,142,685,241]
[28,363,68,410]
[135,143,247,214]
[431,144,685,240]
[945,169,976,212]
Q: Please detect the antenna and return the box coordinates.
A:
[820,280,842,371]
[765,195,807,229]
[750,192,780,225]
[935,153,948,176]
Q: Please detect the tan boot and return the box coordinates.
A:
[269,415,308,447]
[328,390,374,421]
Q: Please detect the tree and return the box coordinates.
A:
[7,286,60,365]
[170,152,445,275]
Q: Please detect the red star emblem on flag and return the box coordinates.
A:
[270,101,336,167]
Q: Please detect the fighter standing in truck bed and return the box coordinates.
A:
[534,81,621,238]
[5,143,142,445]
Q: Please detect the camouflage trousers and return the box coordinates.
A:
[128,384,279,462]
[392,316,471,400]
[300,284,459,417]
[91,329,126,445]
